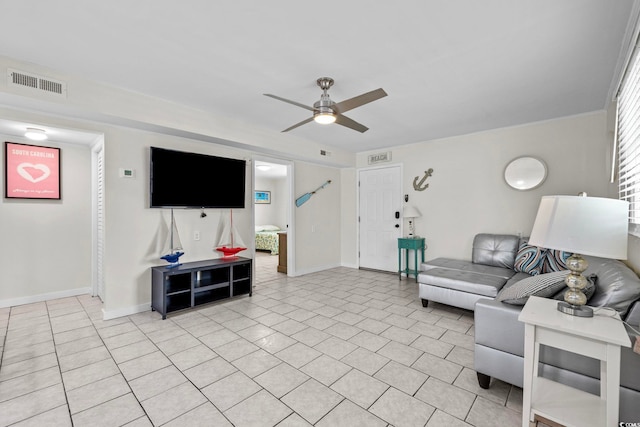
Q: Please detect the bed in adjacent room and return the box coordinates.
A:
[255,225,281,255]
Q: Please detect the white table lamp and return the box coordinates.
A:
[528,195,628,317]
[403,206,422,237]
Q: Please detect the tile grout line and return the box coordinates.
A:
[0,301,72,426]
[167,310,311,425]
[126,305,304,424]
[163,307,352,425]
[168,299,381,425]
[153,315,239,425]
[45,300,76,426]
[0,309,8,372]
[215,291,416,426]
[2,264,524,427]
[60,296,151,425]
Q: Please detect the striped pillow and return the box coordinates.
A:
[513,242,546,275]
[542,250,571,274]
[497,270,569,305]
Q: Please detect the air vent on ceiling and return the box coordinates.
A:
[8,68,67,97]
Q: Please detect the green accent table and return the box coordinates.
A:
[398,237,426,281]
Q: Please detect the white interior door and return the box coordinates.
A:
[359,166,402,272]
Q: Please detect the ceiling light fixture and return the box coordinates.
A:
[314,91,336,124]
[313,111,336,125]
[24,128,48,141]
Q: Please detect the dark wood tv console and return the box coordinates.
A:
[151,257,252,319]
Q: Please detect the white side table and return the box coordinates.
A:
[518,296,631,427]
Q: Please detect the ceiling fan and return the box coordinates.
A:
[264,77,387,133]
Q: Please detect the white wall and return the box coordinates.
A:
[348,112,615,263]
[0,55,352,316]
[340,168,358,268]
[0,135,92,306]
[0,107,621,315]
[274,177,289,230]
[255,176,287,229]
[0,108,623,314]
[0,106,345,316]
[105,133,343,315]
[0,54,626,313]
[100,127,254,317]
[294,162,342,274]
[626,234,640,276]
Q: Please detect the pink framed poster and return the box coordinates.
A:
[5,142,61,200]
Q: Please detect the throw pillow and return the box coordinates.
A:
[497,270,569,305]
[541,249,571,274]
[553,274,597,302]
[513,241,546,276]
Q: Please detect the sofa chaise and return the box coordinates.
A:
[417,233,527,310]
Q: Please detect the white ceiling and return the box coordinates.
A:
[0,119,101,145]
[255,162,287,179]
[0,1,636,153]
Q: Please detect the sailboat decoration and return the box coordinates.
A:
[215,209,246,258]
[161,209,184,268]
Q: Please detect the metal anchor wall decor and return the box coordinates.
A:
[413,168,434,191]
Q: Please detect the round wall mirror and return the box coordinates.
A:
[504,156,547,191]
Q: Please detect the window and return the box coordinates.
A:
[617,40,640,231]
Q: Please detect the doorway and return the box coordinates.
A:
[253,157,294,284]
[358,165,403,272]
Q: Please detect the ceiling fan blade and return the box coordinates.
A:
[264,94,315,112]
[335,114,369,133]
[282,117,314,132]
[332,88,387,114]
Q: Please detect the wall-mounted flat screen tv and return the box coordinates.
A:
[150,147,246,208]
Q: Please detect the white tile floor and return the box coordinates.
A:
[0,253,529,427]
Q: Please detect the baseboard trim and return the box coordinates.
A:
[340,262,359,269]
[0,287,91,309]
[290,262,342,277]
[359,266,397,276]
[102,303,150,320]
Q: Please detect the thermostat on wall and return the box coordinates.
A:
[119,168,135,178]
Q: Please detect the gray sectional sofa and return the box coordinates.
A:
[417,233,640,422]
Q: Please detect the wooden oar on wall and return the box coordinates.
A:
[295,180,332,207]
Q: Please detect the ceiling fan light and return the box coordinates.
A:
[314,112,336,125]
[25,128,48,141]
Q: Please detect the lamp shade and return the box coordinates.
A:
[528,195,629,260]
[403,206,422,218]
